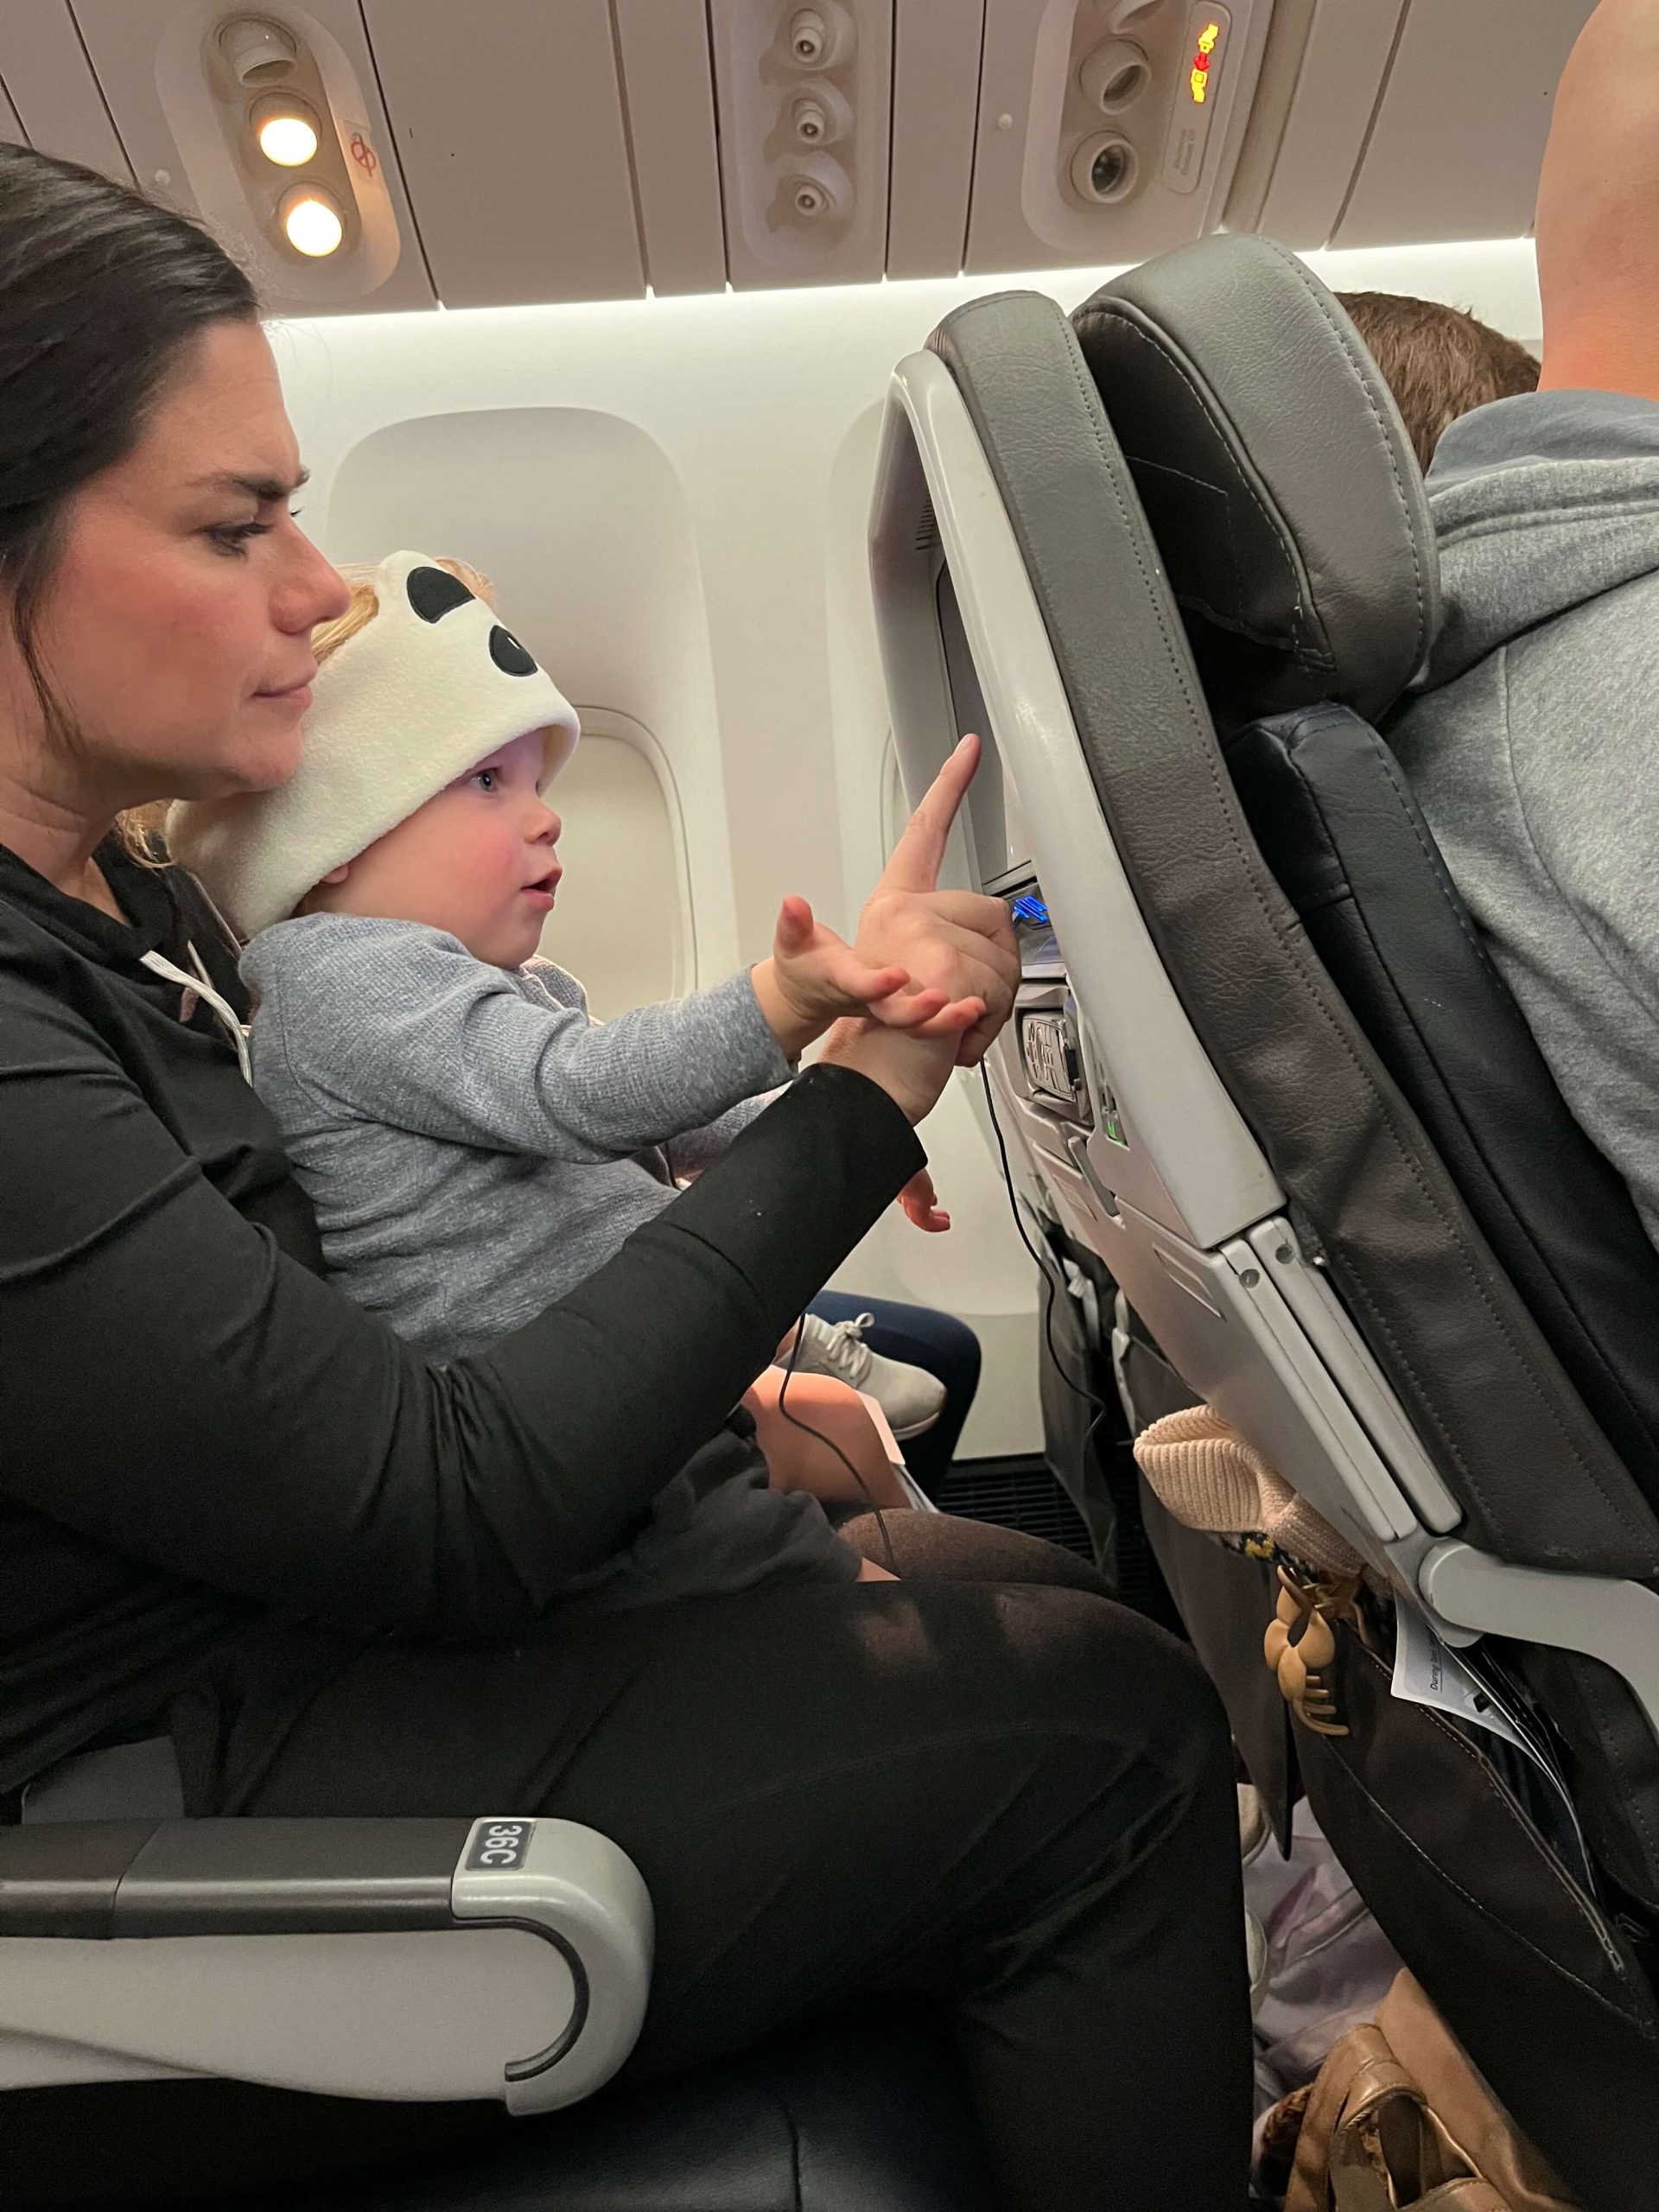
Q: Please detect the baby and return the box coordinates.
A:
[170,550,971,1603]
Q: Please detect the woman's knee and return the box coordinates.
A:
[1008,1580,1232,1783]
[837,1513,1230,1767]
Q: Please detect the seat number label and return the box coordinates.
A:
[466,1819,536,1872]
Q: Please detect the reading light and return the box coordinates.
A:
[253,97,319,167]
[219,17,298,86]
[280,184,343,257]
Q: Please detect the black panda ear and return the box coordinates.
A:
[489,625,537,677]
[406,565,477,622]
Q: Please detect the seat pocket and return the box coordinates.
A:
[1297,1623,1659,2212]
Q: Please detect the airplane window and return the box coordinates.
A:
[322,407,708,1020]
[534,711,691,1018]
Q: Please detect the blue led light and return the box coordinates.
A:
[1010,893,1050,926]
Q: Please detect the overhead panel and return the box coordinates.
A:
[1224,0,1407,248]
[3,0,133,182]
[73,0,431,315]
[966,0,1274,277]
[887,0,985,279]
[709,0,894,289]
[1332,0,1597,248]
[613,0,727,296]
[364,0,644,308]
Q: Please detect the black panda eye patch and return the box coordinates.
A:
[405,564,540,679]
[406,565,477,621]
[489,626,537,677]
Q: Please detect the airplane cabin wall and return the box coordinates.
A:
[276,235,1541,1459]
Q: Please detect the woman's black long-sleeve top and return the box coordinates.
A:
[0,838,923,1796]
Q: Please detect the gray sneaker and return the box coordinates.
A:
[792,1312,948,1441]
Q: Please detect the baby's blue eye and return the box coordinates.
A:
[473,768,499,791]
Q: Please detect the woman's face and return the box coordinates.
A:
[6,318,349,808]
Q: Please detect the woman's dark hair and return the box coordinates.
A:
[0,143,258,804]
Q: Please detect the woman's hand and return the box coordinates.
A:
[750,894,985,1062]
[851,735,1019,1067]
[823,735,1020,1124]
[898,1168,950,1233]
[820,1020,957,1126]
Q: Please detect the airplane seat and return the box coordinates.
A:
[868,230,1659,2209]
[0,1813,988,2206]
[1068,238,1659,1935]
[1224,697,1659,1506]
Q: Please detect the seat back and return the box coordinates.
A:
[869,232,1659,2209]
[1056,238,1656,1580]
[1226,699,1659,1499]
[883,248,1659,1574]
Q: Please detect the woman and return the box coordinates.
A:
[0,147,1250,2209]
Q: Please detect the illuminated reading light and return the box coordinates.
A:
[1011,893,1051,927]
[281,186,344,257]
[255,104,319,166]
[1189,19,1221,103]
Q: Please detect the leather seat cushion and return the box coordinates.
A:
[298,2000,993,2212]
[4,2002,991,2211]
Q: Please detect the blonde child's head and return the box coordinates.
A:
[169,549,579,966]
[311,553,493,665]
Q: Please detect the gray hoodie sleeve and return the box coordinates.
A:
[663,1091,779,1179]
[245,914,791,1161]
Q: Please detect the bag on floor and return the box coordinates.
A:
[1249,1799,1402,2118]
[1272,1971,1580,2212]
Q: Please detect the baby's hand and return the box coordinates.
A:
[897,1168,950,1233]
[752,896,985,1060]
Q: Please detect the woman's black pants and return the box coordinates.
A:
[221,1515,1252,2210]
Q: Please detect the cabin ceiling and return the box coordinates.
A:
[0,0,1593,316]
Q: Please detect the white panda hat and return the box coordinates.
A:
[168,550,581,941]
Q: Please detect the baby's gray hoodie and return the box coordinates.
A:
[241,912,855,1605]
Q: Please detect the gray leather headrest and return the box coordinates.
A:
[1072,233,1440,733]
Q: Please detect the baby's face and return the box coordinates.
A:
[312,728,563,968]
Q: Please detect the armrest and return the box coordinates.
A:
[0,1815,652,2114]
